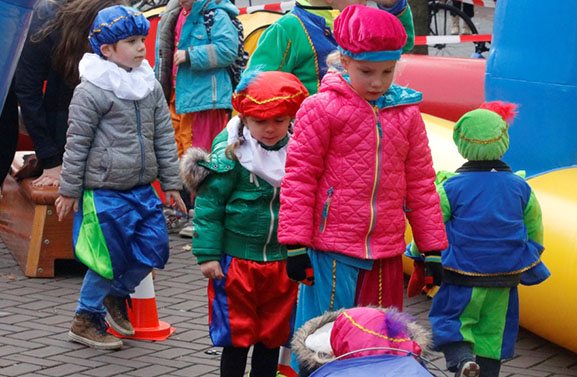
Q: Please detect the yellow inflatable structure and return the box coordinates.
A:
[412,114,577,354]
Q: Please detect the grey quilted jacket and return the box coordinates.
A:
[59,80,182,198]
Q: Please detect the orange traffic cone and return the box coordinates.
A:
[278,346,297,377]
[111,272,175,341]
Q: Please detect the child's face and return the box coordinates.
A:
[101,35,147,70]
[341,56,397,102]
[242,115,292,147]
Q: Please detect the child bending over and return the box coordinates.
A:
[180,70,308,377]
[277,5,448,373]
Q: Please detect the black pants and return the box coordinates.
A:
[452,0,474,17]
[0,84,19,186]
[221,343,280,377]
[442,341,501,377]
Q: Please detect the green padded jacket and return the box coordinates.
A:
[192,130,287,264]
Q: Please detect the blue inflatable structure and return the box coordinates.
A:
[485,0,577,176]
[0,0,39,112]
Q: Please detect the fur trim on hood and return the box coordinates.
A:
[291,307,432,372]
[179,147,211,194]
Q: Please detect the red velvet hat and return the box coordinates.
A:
[334,4,407,61]
[232,70,309,119]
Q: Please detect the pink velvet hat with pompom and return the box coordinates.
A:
[334,4,407,61]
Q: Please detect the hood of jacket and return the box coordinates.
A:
[193,0,239,18]
[291,307,431,372]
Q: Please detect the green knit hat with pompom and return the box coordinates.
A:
[453,101,518,161]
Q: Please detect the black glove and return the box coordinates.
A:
[286,246,314,285]
[424,251,443,289]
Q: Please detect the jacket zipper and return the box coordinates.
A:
[364,104,382,259]
[262,187,278,262]
[134,101,145,184]
[212,75,217,109]
[319,186,334,232]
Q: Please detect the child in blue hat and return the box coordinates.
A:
[55,5,186,350]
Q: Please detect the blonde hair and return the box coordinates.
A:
[326,50,346,73]
[224,122,246,161]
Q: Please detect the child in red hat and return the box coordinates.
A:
[277,5,447,374]
[180,70,308,377]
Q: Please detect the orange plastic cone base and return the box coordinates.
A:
[109,297,175,341]
[278,364,297,377]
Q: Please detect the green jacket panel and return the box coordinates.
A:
[248,13,320,95]
[192,130,286,264]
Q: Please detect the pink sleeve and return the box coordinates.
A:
[278,95,334,245]
[403,106,448,252]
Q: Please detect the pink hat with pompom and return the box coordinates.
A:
[334,5,407,61]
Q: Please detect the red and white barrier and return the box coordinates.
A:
[415,34,492,46]
[238,0,495,14]
[238,0,294,14]
[454,0,496,8]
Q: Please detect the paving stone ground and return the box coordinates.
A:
[0,232,576,377]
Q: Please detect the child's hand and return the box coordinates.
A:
[55,195,78,222]
[164,190,187,215]
[200,261,224,280]
[174,50,187,65]
[286,252,315,286]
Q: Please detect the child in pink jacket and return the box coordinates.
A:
[278,5,447,373]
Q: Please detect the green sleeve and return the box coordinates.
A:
[524,189,544,245]
[247,22,293,72]
[436,175,453,223]
[398,4,415,53]
[192,168,237,264]
[410,178,451,255]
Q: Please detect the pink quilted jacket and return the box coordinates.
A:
[278,72,447,260]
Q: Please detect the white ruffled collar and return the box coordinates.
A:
[226,116,288,187]
[78,53,156,100]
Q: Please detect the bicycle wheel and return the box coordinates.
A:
[428,2,479,57]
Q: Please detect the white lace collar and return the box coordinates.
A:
[78,53,156,100]
[226,116,288,187]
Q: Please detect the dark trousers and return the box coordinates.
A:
[0,84,19,186]
[442,341,501,377]
[221,343,280,377]
[452,0,474,17]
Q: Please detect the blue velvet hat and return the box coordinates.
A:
[89,5,150,56]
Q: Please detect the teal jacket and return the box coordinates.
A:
[155,0,238,113]
[192,130,287,264]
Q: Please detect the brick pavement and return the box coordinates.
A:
[0,234,576,377]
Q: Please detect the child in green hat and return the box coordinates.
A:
[418,101,549,377]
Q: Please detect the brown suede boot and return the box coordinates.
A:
[103,295,135,336]
[68,312,123,350]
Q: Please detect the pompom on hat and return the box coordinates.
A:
[334,4,407,62]
[89,5,150,57]
[232,70,309,119]
[453,101,519,161]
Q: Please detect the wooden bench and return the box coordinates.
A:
[0,152,74,277]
